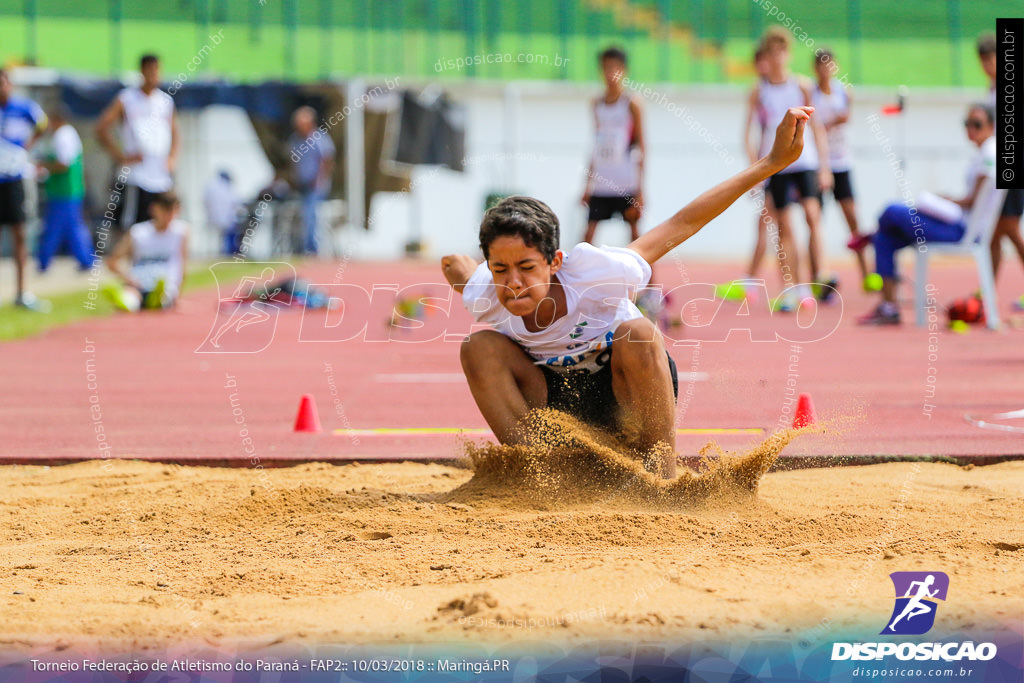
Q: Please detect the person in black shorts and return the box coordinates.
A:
[581,47,645,244]
[542,347,679,433]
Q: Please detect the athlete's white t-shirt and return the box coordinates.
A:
[118,86,175,192]
[462,243,651,374]
[51,123,83,166]
[757,76,819,172]
[811,79,851,172]
[590,94,640,196]
[130,218,187,296]
[966,135,997,193]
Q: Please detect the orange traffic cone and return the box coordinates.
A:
[294,394,322,433]
[793,393,816,429]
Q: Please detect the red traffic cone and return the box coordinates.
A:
[293,394,322,433]
[793,393,816,429]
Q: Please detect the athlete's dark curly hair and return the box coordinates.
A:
[478,196,560,263]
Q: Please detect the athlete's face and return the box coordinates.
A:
[814,59,835,81]
[0,73,11,101]
[601,58,626,89]
[767,44,789,71]
[150,202,179,229]
[486,235,562,317]
[754,55,769,79]
[964,107,992,146]
[141,62,161,89]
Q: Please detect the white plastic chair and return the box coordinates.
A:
[914,177,1008,330]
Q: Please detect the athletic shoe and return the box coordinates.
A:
[144,278,166,310]
[102,283,141,312]
[14,292,52,313]
[856,304,901,326]
[847,233,873,251]
[814,277,840,304]
[1013,295,1024,312]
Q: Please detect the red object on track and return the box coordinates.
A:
[294,394,322,433]
[793,394,816,429]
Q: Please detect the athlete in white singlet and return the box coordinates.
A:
[747,27,832,308]
[582,47,645,245]
[96,54,178,230]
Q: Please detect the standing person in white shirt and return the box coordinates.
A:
[96,54,179,231]
[812,49,871,288]
[581,46,645,245]
[204,170,241,255]
[104,191,188,312]
[748,27,832,310]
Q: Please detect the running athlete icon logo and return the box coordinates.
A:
[196,263,294,353]
[881,572,949,635]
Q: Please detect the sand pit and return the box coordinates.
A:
[1,445,1022,652]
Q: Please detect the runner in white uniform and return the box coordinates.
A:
[749,27,831,307]
[812,49,871,286]
[96,54,178,229]
[582,47,645,244]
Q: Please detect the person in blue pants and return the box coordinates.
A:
[36,107,93,271]
[858,103,996,325]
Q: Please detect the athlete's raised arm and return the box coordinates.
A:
[628,106,812,267]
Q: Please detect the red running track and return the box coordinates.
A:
[4,257,1023,467]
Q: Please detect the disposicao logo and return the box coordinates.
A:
[881,571,949,635]
[831,572,998,662]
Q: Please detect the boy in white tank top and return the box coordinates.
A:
[745,27,832,308]
[96,54,179,231]
[581,47,645,245]
[104,191,188,312]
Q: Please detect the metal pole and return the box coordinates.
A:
[847,0,862,83]
[24,0,37,65]
[948,0,962,87]
[284,0,298,79]
[320,0,332,78]
[110,0,123,75]
[658,0,671,83]
[345,79,365,232]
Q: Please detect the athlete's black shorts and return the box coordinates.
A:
[768,170,820,209]
[828,170,855,202]
[0,179,26,225]
[541,347,679,431]
[587,195,638,222]
[113,184,161,228]
[1002,188,1024,218]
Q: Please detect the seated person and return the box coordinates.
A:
[104,191,188,311]
[858,103,996,325]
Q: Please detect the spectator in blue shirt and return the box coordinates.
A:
[288,106,335,255]
[0,69,49,311]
